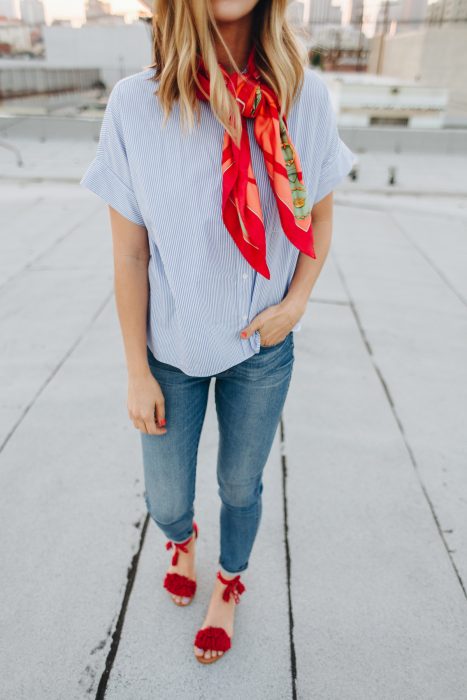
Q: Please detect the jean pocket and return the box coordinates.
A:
[259,331,292,352]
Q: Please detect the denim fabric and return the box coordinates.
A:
[141,331,295,574]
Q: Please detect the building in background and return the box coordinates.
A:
[304,0,342,25]
[86,0,112,19]
[288,0,341,26]
[0,16,32,55]
[397,0,428,32]
[309,26,369,71]
[373,0,428,35]
[42,22,152,86]
[349,0,365,25]
[427,0,467,23]
[323,71,448,128]
[369,25,467,124]
[374,1,400,35]
[50,19,73,27]
[85,0,125,25]
[287,0,305,24]
[0,0,16,19]
[20,0,45,26]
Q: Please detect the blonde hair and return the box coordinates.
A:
[144,0,308,147]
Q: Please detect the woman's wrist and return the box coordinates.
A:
[127,359,152,381]
[281,293,307,315]
[280,295,307,324]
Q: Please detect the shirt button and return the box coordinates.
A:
[242,314,247,320]
[242,273,248,279]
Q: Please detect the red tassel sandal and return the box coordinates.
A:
[193,570,246,664]
[163,521,198,606]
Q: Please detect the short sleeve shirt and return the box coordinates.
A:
[80,66,357,377]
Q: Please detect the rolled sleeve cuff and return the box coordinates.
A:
[314,140,358,205]
[80,156,145,227]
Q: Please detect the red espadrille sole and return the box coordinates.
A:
[194,626,231,664]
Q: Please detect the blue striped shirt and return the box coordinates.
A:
[80,66,357,376]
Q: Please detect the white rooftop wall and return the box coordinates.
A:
[42,23,153,87]
[369,26,467,122]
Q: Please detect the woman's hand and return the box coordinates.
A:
[239,297,305,346]
[128,370,167,435]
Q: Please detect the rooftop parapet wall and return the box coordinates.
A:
[1,115,466,154]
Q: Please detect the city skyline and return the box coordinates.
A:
[3,0,144,23]
[1,0,447,34]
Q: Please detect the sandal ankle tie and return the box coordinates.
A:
[217,570,246,604]
[165,522,198,566]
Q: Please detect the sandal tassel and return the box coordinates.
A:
[164,572,196,598]
[165,539,189,566]
[163,521,198,606]
[217,570,246,604]
[194,626,231,653]
[165,521,198,566]
[193,571,246,663]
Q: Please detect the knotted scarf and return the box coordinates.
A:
[195,43,315,279]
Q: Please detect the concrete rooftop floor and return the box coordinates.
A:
[1,140,467,699]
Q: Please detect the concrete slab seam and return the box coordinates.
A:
[95,512,150,699]
[280,416,298,700]
[0,290,114,455]
[331,249,467,602]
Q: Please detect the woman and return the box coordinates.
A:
[80,0,356,665]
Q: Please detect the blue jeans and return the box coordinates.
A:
[140,331,295,575]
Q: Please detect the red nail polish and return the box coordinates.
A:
[160,418,166,426]
[241,331,247,338]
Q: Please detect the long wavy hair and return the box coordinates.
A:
[144,0,308,147]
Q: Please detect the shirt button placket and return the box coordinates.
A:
[241,269,251,350]
[241,270,248,321]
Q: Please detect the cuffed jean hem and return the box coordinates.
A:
[144,493,195,544]
[218,561,248,578]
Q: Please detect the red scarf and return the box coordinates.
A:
[195,44,315,280]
